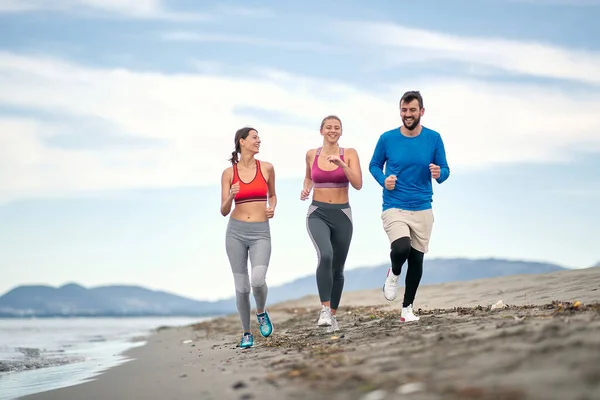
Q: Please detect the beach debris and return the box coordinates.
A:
[547,300,600,316]
[397,382,425,394]
[232,381,247,390]
[360,389,387,400]
[490,300,507,310]
[178,374,187,378]
[182,339,193,344]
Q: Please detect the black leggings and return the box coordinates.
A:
[306,200,353,310]
[390,237,424,308]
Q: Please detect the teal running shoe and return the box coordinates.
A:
[256,310,273,337]
[240,332,253,349]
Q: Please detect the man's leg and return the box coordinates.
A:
[403,249,424,308]
[381,208,411,301]
[400,208,434,322]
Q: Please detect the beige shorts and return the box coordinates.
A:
[381,208,434,253]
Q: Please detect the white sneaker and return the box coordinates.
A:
[326,315,340,333]
[383,268,399,301]
[400,304,420,322]
[317,305,332,326]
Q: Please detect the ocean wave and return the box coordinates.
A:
[0,349,85,373]
[0,358,84,373]
[16,347,41,358]
[87,335,106,343]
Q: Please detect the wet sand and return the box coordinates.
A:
[21,267,600,400]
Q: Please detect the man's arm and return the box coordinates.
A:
[368,135,387,187]
[434,135,450,184]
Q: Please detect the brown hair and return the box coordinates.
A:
[400,90,424,109]
[319,115,342,131]
[228,127,256,165]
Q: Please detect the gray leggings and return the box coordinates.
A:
[306,200,353,310]
[225,218,271,333]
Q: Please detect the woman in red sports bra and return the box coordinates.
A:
[220,126,277,349]
[300,115,363,333]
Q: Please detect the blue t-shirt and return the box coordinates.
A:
[368,126,450,211]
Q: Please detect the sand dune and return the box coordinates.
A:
[22,267,600,400]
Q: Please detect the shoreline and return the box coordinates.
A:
[0,317,205,400]
[20,267,600,400]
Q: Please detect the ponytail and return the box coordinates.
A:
[229,150,239,165]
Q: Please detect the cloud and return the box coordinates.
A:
[1,50,600,202]
[160,31,344,53]
[0,0,209,21]
[335,20,600,86]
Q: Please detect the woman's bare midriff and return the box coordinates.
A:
[231,201,269,222]
[312,187,349,204]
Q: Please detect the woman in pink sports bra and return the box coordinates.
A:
[300,115,363,332]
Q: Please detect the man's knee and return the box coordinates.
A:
[391,237,411,260]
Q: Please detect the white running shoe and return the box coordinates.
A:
[326,315,340,333]
[383,268,400,301]
[317,305,332,326]
[400,304,420,322]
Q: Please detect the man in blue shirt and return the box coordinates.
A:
[369,91,450,322]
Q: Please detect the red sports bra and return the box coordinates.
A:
[232,160,269,204]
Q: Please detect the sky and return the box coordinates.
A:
[0,0,599,301]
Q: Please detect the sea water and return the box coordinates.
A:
[0,316,210,400]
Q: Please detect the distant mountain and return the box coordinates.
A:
[262,257,568,305]
[0,258,568,318]
[0,283,234,318]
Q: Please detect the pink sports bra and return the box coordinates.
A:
[310,147,350,188]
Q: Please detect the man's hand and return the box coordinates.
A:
[384,175,397,191]
[429,164,441,180]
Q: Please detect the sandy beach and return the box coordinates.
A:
[21,266,600,400]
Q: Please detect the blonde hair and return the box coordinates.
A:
[319,115,342,130]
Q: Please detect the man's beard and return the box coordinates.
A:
[402,116,420,131]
